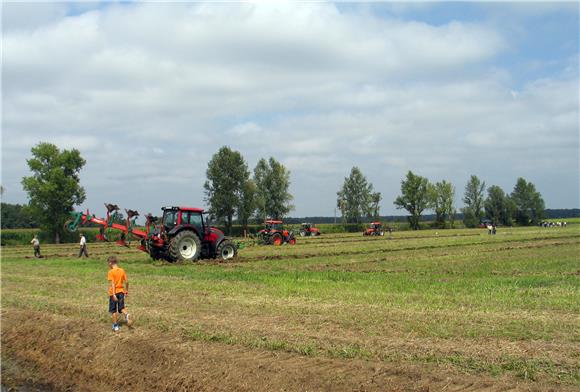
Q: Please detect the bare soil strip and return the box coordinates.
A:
[2,310,570,392]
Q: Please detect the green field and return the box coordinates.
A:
[2,225,579,390]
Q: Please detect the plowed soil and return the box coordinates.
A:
[2,310,568,392]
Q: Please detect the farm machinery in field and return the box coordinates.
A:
[64,204,238,262]
[363,222,385,236]
[299,223,320,237]
[258,220,296,245]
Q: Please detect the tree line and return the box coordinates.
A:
[203,146,293,233]
[7,142,552,242]
[336,168,546,230]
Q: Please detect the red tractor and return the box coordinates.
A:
[258,220,296,245]
[65,204,238,262]
[364,222,385,236]
[299,223,320,237]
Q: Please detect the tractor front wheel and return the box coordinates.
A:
[217,240,237,261]
[169,230,201,262]
[271,233,283,246]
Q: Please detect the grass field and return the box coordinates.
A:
[2,225,579,391]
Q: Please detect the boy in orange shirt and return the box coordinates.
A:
[107,256,131,331]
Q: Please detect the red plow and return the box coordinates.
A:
[65,204,151,249]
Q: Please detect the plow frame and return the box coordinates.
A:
[64,205,151,249]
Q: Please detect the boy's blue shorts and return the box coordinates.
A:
[109,293,125,313]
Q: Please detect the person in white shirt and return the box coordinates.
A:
[78,233,89,258]
[30,235,41,258]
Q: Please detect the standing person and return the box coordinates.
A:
[78,233,89,258]
[107,256,131,331]
[30,234,41,258]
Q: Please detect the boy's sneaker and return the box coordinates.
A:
[112,324,120,332]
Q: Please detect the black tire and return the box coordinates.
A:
[169,230,201,262]
[270,233,283,246]
[217,240,237,261]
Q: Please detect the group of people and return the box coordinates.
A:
[30,233,90,258]
[540,221,567,228]
[30,233,131,333]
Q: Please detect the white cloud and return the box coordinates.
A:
[1,2,578,216]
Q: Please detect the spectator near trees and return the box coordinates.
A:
[336,167,380,223]
[462,175,485,228]
[253,157,294,220]
[394,171,432,230]
[204,146,251,234]
[510,177,545,226]
[21,142,86,243]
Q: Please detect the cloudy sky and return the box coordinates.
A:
[2,2,578,218]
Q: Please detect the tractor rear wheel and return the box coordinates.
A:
[217,240,237,261]
[169,230,201,262]
[271,233,283,246]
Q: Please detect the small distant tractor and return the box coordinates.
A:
[299,223,320,237]
[64,204,238,262]
[364,222,385,236]
[258,220,296,245]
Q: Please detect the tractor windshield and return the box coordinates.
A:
[182,211,204,233]
[163,210,178,230]
[266,223,283,231]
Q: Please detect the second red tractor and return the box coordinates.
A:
[258,220,296,245]
[364,222,385,236]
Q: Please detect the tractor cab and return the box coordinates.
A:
[263,220,284,232]
[364,222,385,236]
[161,206,205,235]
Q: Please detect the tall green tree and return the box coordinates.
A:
[369,192,382,220]
[431,180,456,228]
[484,185,513,226]
[394,171,432,230]
[21,143,86,243]
[510,177,545,226]
[336,167,375,223]
[462,175,486,228]
[204,146,250,234]
[253,157,294,220]
[237,179,257,230]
